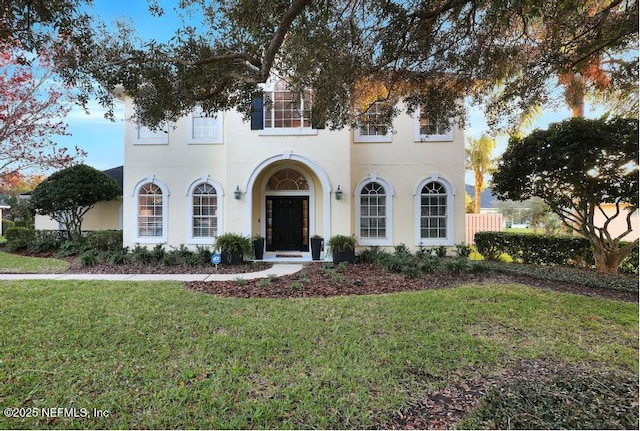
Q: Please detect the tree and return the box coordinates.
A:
[78,0,636,131]
[465,135,496,213]
[0,38,86,178]
[492,117,639,274]
[3,1,636,131]
[29,164,121,239]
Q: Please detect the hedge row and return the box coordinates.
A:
[474,231,638,275]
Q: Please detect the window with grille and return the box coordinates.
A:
[359,182,387,239]
[264,81,312,129]
[138,183,164,237]
[420,181,447,239]
[192,183,217,238]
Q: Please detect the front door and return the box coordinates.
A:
[266,196,308,251]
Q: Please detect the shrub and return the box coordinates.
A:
[80,252,98,267]
[27,230,65,253]
[5,227,37,252]
[56,237,90,257]
[131,245,153,265]
[85,230,123,253]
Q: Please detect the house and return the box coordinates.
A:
[0,204,9,236]
[34,166,123,232]
[120,80,466,258]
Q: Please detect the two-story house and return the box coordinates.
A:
[122,79,466,259]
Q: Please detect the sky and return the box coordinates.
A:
[53,0,603,183]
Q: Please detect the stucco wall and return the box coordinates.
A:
[121,96,465,251]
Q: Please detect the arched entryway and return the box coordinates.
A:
[244,152,333,254]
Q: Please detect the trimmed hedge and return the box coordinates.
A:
[475,231,638,274]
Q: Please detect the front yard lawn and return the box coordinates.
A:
[0,250,70,273]
[1,280,637,429]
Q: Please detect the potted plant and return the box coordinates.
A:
[252,235,265,260]
[310,234,324,261]
[327,234,357,264]
[214,233,252,265]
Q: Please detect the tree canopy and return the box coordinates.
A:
[30,164,121,239]
[492,117,639,274]
[2,1,637,131]
[0,38,85,178]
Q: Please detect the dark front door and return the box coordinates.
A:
[266,196,308,251]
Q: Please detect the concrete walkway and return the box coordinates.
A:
[0,263,304,282]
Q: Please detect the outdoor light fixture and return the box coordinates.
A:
[335,185,343,200]
[234,185,242,199]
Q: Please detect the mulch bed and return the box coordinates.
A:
[185,262,637,303]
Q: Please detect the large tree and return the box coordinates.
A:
[30,164,121,239]
[3,1,637,131]
[0,38,86,178]
[85,0,637,131]
[492,117,638,274]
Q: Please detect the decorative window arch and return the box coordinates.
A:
[134,177,169,243]
[186,177,224,243]
[415,175,455,245]
[355,175,394,246]
[266,168,310,191]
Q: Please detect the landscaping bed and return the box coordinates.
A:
[186,262,638,303]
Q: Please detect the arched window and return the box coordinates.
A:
[192,183,218,239]
[137,182,165,239]
[356,177,393,245]
[266,168,309,191]
[415,177,454,245]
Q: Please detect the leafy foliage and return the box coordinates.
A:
[0,38,85,178]
[9,1,633,134]
[29,164,121,239]
[493,117,639,274]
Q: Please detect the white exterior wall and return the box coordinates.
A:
[122,96,465,252]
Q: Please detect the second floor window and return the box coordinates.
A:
[415,107,453,141]
[189,107,222,144]
[264,89,312,129]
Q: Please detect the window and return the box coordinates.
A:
[415,177,454,245]
[191,183,218,238]
[251,80,318,135]
[266,168,309,191]
[414,107,453,141]
[354,101,393,143]
[188,107,222,144]
[356,177,393,245]
[135,122,168,144]
[137,183,164,238]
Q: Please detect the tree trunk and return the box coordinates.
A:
[474,172,483,214]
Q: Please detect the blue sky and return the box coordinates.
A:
[54,0,600,183]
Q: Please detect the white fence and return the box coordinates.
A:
[466,213,504,245]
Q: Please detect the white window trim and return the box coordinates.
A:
[414,174,455,246]
[355,174,394,246]
[134,122,169,145]
[353,102,394,143]
[413,108,454,142]
[185,176,224,245]
[259,80,317,136]
[186,109,223,144]
[132,176,169,244]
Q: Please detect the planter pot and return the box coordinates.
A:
[253,238,265,260]
[221,249,243,265]
[332,249,355,264]
[310,237,324,260]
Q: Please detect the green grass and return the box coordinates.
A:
[0,281,636,429]
[0,250,70,273]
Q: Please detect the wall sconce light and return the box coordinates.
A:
[234,185,242,200]
[335,185,343,200]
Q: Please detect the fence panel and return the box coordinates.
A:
[466,213,504,244]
